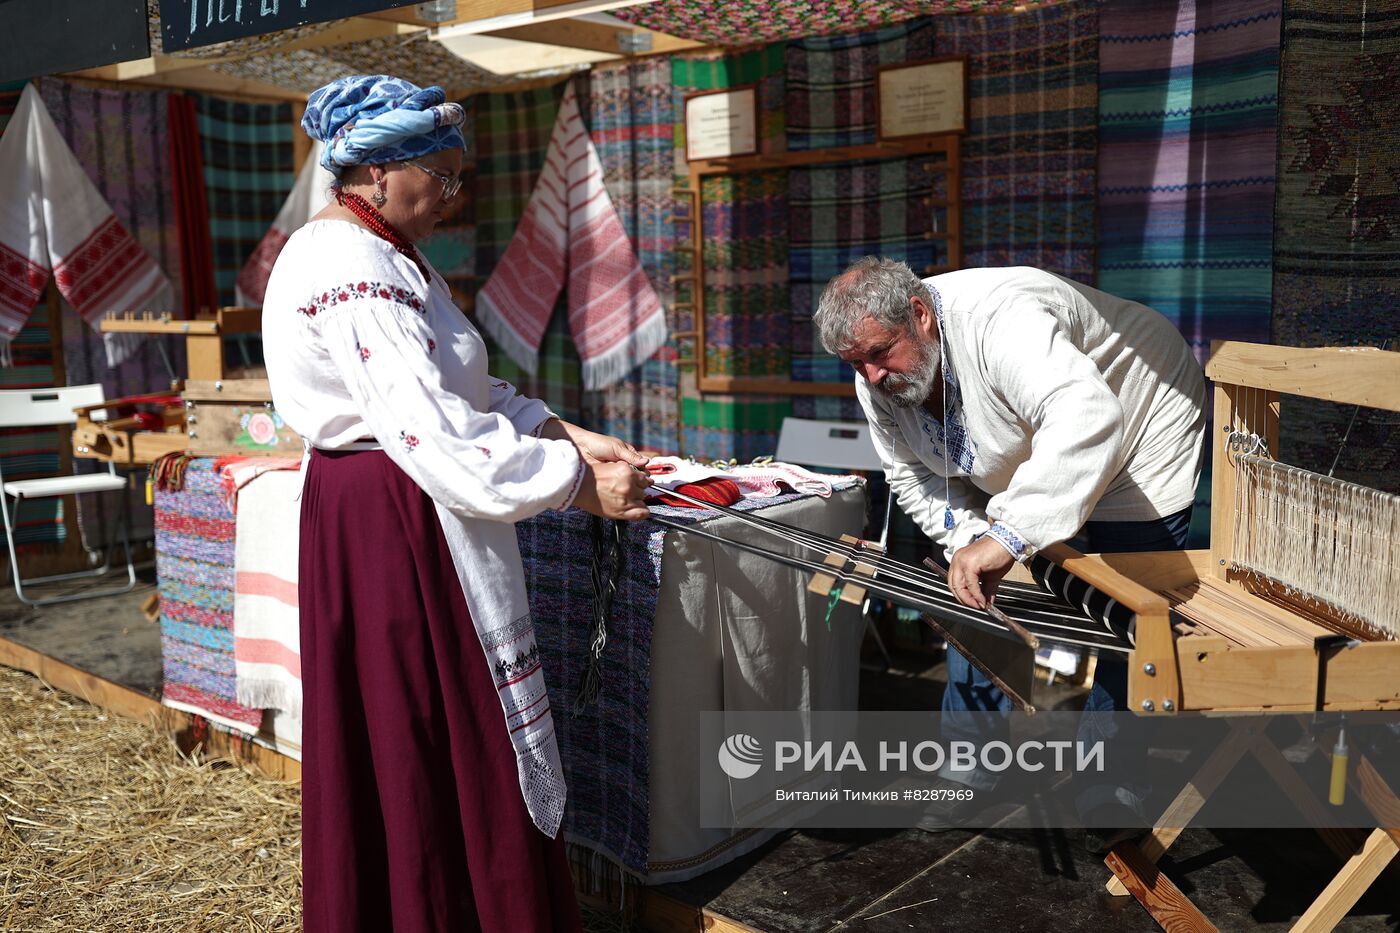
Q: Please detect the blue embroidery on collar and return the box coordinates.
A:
[919,282,976,474]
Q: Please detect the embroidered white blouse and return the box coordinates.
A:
[856,266,1206,562]
[261,220,582,836]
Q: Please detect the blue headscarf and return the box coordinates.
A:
[302,75,466,176]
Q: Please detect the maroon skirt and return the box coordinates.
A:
[299,449,581,933]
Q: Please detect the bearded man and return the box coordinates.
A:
[814,258,1205,810]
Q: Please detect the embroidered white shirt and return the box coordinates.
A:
[262,220,583,520]
[856,266,1206,561]
[261,220,579,836]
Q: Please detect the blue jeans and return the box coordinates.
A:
[940,507,1193,792]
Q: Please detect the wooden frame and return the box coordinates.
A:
[684,85,759,162]
[683,133,962,398]
[875,56,968,140]
[1025,341,1400,931]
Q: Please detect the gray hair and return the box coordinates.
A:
[814,257,934,354]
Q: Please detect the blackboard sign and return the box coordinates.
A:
[159,0,417,52]
[0,0,149,82]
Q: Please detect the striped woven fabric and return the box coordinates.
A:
[156,459,264,731]
[693,172,792,462]
[789,158,950,384]
[191,93,295,308]
[466,82,583,422]
[785,20,935,151]
[521,482,856,874]
[0,81,63,549]
[582,59,682,455]
[674,48,792,462]
[0,305,64,549]
[934,3,1099,282]
[1273,1,1400,492]
[1098,0,1281,361]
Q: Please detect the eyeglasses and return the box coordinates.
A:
[400,159,464,201]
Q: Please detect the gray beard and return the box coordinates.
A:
[878,338,941,408]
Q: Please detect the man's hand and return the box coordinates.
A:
[947,536,1015,610]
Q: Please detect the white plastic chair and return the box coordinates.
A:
[775,417,894,669]
[0,385,136,606]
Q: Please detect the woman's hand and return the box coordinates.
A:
[573,430,648,468]
[572,460,651,521]
[540,419,648,468]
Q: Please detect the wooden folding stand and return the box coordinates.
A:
[1026,343,1400,932]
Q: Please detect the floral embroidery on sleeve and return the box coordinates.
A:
[400,430,420,452]
[357,342,371,362]
[427,338,436,353]
[297,281,426,318]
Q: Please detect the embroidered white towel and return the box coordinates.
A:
[0,85,172,366]
[475,80,666,390]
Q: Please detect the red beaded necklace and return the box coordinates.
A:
[336,189,430,280]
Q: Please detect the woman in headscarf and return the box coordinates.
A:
[261,75,651,932]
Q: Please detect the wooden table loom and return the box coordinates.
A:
[653,342,1399,931]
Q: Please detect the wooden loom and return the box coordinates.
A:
[659,342,1400,931]
[1063,342,1400,932]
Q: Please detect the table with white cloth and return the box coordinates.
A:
[522,480,868,885]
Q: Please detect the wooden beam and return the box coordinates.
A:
[1104,841,1221,932]
[93,66,311,103]
[485,19,704,55]
[1084,548,1211,594]
[1291,829,1398,932]
[364,0,645,27]
[64,17,421,83]
[1040,544,1171,616]
[1205,342,1400,413]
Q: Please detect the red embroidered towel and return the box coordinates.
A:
[474,80,667,391]
[0,85,171,366]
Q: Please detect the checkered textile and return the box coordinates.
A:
[785,20,935,150]
[190,93,295,307]
[935,3,1099,282]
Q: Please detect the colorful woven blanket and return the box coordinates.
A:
[582,58,682,456]
[935,3,1099,282]
[468,83,582,420]
[1098,0,1281,361]
[156,458,264,732]
[1273,1,1400,491]
[785,20,934,151]
[192,93,295,307]
[234,141,335,308]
